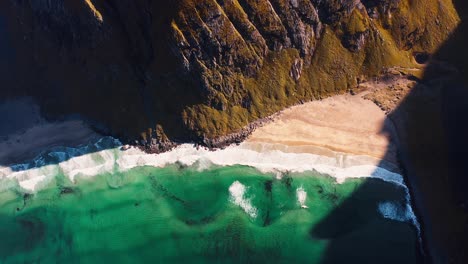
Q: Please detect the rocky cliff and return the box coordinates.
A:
[0,0,459,150]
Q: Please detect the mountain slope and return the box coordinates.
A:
[0,0,459,150]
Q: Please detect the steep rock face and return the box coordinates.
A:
[0,0,459,148]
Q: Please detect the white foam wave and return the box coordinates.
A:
[0,139,406,191]
[228,181,257,218]
[0,137,421,240]
[379,198,421,238]
[296,186,308,209]
[379,201,412,222]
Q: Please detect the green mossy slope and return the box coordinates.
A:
[0,0,459,145]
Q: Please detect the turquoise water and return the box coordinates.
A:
[0,164,418,263]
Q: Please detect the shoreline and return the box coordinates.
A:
[0,138,405,191]
[0,79,424,258]
[0,89,407,193]
[0,98,101,167]
[0,83,409,195]
[0,136,422,254]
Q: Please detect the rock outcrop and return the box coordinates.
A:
[0,0,460,149]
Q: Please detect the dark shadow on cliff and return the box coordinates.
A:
[0,96,117,170]
[1,1,467,261]
[311,1,468,263]
[0,0,206,169]
[0,0,206,148]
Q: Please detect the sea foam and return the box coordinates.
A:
[228,181,257,218]
[296,186,308,209]
[1,137,405,191]
[378,199,421,238]
[0,136,421,238]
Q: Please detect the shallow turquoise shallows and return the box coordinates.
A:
[0,165,418,263]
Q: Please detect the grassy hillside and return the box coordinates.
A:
[0,0,460,147]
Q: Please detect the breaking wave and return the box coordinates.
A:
[0,136,421,238]
[228,181,257,218]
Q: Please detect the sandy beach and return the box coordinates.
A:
[0,91,420,249]
[0,91,420,248]
[243,92,401,172]
[0,98,101,166]
[0,91,406,192]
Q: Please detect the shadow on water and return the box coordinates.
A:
[313,1,468,263]
[310,180,420,264]
[1,1,467,263]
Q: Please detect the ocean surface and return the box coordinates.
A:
[0,139,420,263]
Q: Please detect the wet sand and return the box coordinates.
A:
[0,98,100,166]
